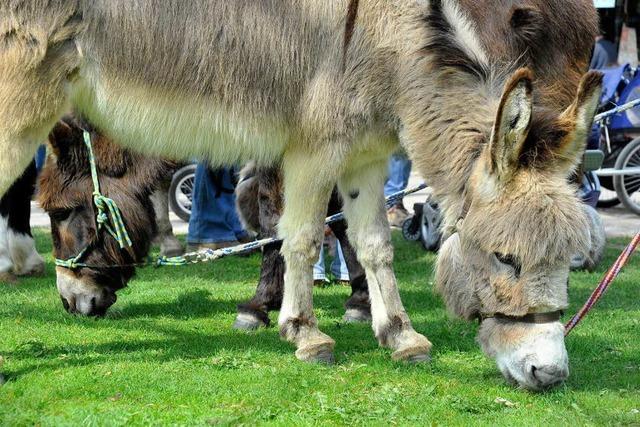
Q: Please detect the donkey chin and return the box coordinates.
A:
[436,233,569,391]
[56,267,118,317]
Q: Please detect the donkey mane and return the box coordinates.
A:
[422,0,490,81]
[342,0,360,70]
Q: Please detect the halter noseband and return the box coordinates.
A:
[478,310,564,325]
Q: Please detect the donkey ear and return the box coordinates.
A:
[553,71,603,172]
[490,68,534,179]
[47,119,77,159]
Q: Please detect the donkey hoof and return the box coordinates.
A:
[0,272,17,284]
[160,242,184,258]
[406,353,432,364]
[391,332,432,363]
[392,346,432,363]
[21,260,45,277]
[0,374,5,386]
[232,313,267,331]
[343,308,372,323]
[295,342,335,365]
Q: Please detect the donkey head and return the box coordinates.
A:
[39,116,171,316]
[436,69,602,390]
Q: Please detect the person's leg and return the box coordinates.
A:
[219,167,251,243]
[384,152,412,227]
[313,245,328,283]
[384,152,412,197]
[35,145,47,172]
[330,241,350,282]
[187,164,239,248]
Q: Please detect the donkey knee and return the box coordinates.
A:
[351,235,394,269]
[280,233,323,267]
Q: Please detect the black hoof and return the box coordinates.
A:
[343,308,372,323]
[232,313,267,330]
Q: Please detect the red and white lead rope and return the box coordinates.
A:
[564,231,640,336]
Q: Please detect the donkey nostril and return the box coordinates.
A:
[60,296,70,312]
[529,364,567,387]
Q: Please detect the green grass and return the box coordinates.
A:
[1,230,639,426]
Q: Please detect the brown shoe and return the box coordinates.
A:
[387,203,410,228]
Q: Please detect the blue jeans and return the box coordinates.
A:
[35,145,47,172]
[187,163,248,244]
[313,240,349,281]
[384,152,412,197]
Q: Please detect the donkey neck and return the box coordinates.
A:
[400,70,500,234]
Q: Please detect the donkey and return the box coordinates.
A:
[0,152,182,286]
[0,1,600,389]
[38,117,175,314]
[39,117,372,326]
[0,161,45,283]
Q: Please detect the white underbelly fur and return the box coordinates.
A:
[74,75,292,166]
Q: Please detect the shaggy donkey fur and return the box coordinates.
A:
[234,164,371,329]
[0,0,601,387]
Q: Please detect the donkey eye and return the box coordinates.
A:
[49,208,73,222]
[494,252,522,277]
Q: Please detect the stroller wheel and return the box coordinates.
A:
[169,164,197,222]
[613,137,640,215]
[402,216,421,241]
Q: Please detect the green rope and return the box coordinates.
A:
[55,131,133,269]
[156,255,188,266]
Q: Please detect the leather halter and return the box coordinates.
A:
[479,310,564,325]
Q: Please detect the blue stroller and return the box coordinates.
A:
[592,64,640,215]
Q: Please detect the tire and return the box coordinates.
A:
[613,137,640,215]
[402,216,421,241]
[169,164,197,222]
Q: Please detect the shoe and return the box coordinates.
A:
[387,203,410,228]
[314,277,330,287]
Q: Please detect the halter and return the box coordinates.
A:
[54,130,133,269]
[455,187,565,325]
[479,310,564,325]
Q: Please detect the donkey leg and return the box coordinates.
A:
[326,191,371,323]
[0,161,44,282]
[234,241,285,330]
[235,167,284,330]
[338,157,432,362]
[278,152,335,363]
[151,179,184,257]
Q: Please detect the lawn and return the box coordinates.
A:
[0,229,638,426]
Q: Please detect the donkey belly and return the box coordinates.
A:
[74,78,291,166]
[70,0,342,165]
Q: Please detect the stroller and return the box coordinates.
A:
[592,64,640,215]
